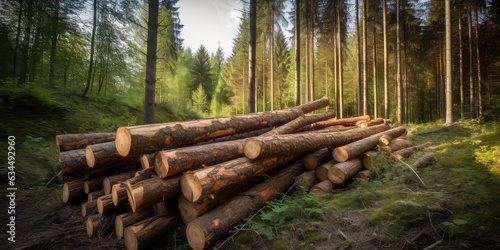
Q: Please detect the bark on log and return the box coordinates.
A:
[82,199,98,217]
[56,133,115,153]
[133,167,156,180]
[332,126,407,162]
[328,158,363,184]
[380,139,414,154]
[355,170,371,181]
[303,148,332,170]
[186,159,305,250]
[62,178,86,203]
[124,211,180,250]
[115,97,329,157]
[412,153,435,168]
[154,139,245,178]
[393,142,432,159]
[310,180,336,194]
[88,189,105,202]
[315,159,338,181]
[195,127,272,145]
[86,141,141,168]
[180,154,299,203]
[97,194,118,215]
[103,170,138,194]
[355,120,368,128]
[115,208,155,239]
[140,154,155,169]
[379,134,392,146]
[293,170,318,190]
[294,115,370,133]
[296,126,353,134]
[244,123,392,160]
[84,176,106,194]
[361,150,378,169]
[112,183,128,206]
[59,149,90,179]
[86,214,114,238]
[261,110,336,136]
[367,118,385,126]
[126,176,181,212]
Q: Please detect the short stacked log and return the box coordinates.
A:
[57,97,432,250]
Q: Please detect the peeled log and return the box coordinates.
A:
[328,158,363,184]
[393,142,432,159]
[261,110,336,136]
[244,123,392,160]
[310,180,336,194]
[84,176,106,194]
[103,170,138,194]
[367,118,386,126]
[303,148,332,170]
[86,141,140,168]
[186,159,305,249]
[355,170,371,181]
[82,199,98,217]
[56,133,115,153]
[115,208,155,239]
[86,214,114,238]
[180,154,298,203]
[116,97,329,157]
[380,139,414,154]
[124,211,180,250]
[412,153,435,168]
[88,189,105,202]
[154,139,245,178]
[140,154,155,169]
[294,115,371,133]
[332,126,407,162]
[126,176,181,212]
[62,178,86,203]
[315,159,338,180]
[294,170,318,190]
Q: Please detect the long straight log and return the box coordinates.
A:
[140,154,154,169]
[103,170,138,194]
[413,153,435,168]
[367,118,385,126]
[261,110,336,136]
[180,154,298,203]
[328,158,363,184]
[332,126,407,162]
[293,170,318,190]
[393,142,432,159]
[86,141,141,168]
[59,149,90,179]
[115,208,155,239]
[97,194,118,215]
[133,167,156,180]
[84,176,106,194]
[88,189,105,202]
[380,139,413,154]
[296,126,353,134]
[82,199,98,217]
[124,211,181,250]
[315,159,338,180]
[303,148,332,170]
[62,178,86,203]
[310,179,336,194]
[56,133,115,153]
[294,115,371,133]
[244,123,392,160]
[126,176,181,212]
[115,97,329,157]
[355,170,371,181]
[186,158,305,250]
[195,127,272,145]
[111,168,156,207]
[86,214,114,237]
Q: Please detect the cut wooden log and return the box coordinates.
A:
[84,176,106,194]
[380,139,414,154]
[115,97,329,157]
[115,208,155,239]
[244,123,392,160]
[154,139,245,178]
[112,183,128,206]
[379,134,393,146]
[261,110,336,136]
[86,141,141,168]
[131,167,156,182]
[56,133,115,153]
[103,170,138,194]
[355,170,371,181]
[62,178,86,203]
[294,170,319,190]
[393,142,433,159]
[367,118,386,126]
[294,115,371,133]
[59,149,90,179]
[361,150,378,169]
[124,211,181,250]
[355,120,368,128]
[328,158,363,184]
[296,125,354,134]
[86,214,114,238]
[303,148,332,170]
[310,180,336,194]
[180,154,299,203]
[126,176,181,212]
[195,127,272,145]
[315,159,338,180]
[412,153,435,168]
[87,189,105,202]
[97,194,117,215]
[186,158,305,250]
[140,154,155,169]
[332,126,407,162]
[82,199,98,217]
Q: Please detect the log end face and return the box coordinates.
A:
[97,198,104,215]
[111,186,119,206]
[62,183,70,203]
[81,204,87,217]
[103,178,112,195]
[178,195,197,224]
[140,154,150,169]
[243,138,261,159]
[181,174,202,202]
[124,227,138,250]
[84,181,90,194]
[328,167,344,184]
[115,216,124,239]
[154,153,169,178]
[332,147,348,163]
[116,127,132,157]
[187,222,206,250]
[85,145,95,168]
[86,217,94,237]
[303,155,318,170]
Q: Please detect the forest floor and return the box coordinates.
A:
[1,119,499,249]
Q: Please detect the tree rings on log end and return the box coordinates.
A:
[154,153,169,178]
[86,217,94,237]
[85,145,96,168]
[115,215,124,239]
[243,138,261,159]
[303,155,319,170]
[140,154,152,169]
[62,183,70,203]
[81,204,88,217]
[178,195,199,224]
[111,185,122,206]
[124,227,139,250]
[103,178,112,195]
[355,120,368,128]
[379,134,392,146]
[116,127,132,157]
[186,222,206,250]
[180,174,202,202]
[332,147,348,162]
[328,167,345,184]
[97,197,104,215]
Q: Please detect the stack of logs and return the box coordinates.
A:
[57,97,433,250]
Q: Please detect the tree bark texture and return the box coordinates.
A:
[393,142,432,159]
[88,189,105,202]
[126,176,181,212]
[303,148,332,170]
[248,0,256,113]
[62,178,86,203]
[86,141,141,168]
[115,208,155,239]
[293,170,318,191]
[378,134,392,146]
[86,214,114,238]
[143,0,159,124]
[140,154,155,169]
[103,170,138,194]
[328,158,362,184]
[97,194,118,215]
[84,176,106,194]
[310,179,336,194]
[82,199,98,217]
[380,139,413,154]
[315,159,338,181]
[295,0,301,106]
[294,115,370,133]
[355,169,371,181]
[412,153,435,168]
[262,110,336,136]
[123,211,180,250]
[56,133,115,153]
[59,149,92,179]
[367,118,385,127]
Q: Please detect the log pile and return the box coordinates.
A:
[56,98,433,249]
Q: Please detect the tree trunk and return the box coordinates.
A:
[270,2,275,111]
[309,3,315,103]
[18,0,33,84]
[115,97,329,157]
[82,0,98,96]
[48,0,59,85]
[293,170,318,191]
[356,0,362,116]
[310,179,336,194]
[143,0,159,123]
[337,3,344,119]
[378,134,393,146]
[86,141,141,168]
[468,0,474,117]
[126,176,181,212]
[84,176,106,194]
[103,170,138,194]
[82,199,99,217]
[294,115,370,132]
[123,212,180,250]
[186,159,304,250]
[56,133,115,153]
[295,0,301,106]
[115,208,155,239]
[367,118,385,126]
[59,149,92,179]
[315,159,337,181]
[12,0,23,79]
[373,16,378,118]
[303,148,332,170]
[459,9,464,119]
[62,178,86,203]
[112,183,128,206]
[396,0,402,123]
[96,194,117,215]
[328,158,362,184]
[244,123,391,160]
[332,127,407,162]
[412,153,435,168]
[380,138,413,154]
[262,110,336,136]
[445,0,453,124]
[306,1,310,103]
[87,189,105,202]
[474,1,482,116]
[86,214,114,237]
[248,0,256,112]
[362,0,368,115]
[383,0,388,119]
[393,142,432,159]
